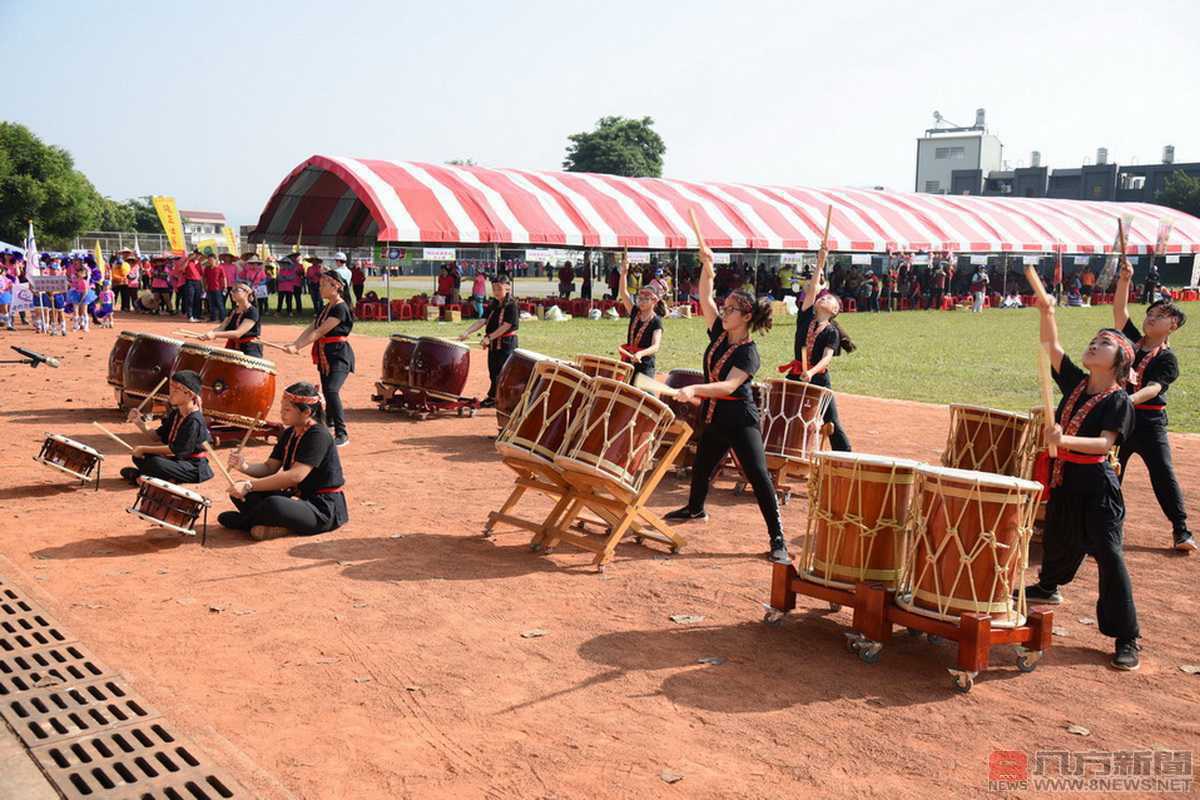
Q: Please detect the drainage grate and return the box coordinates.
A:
[31,719,243,800]
[0,608,74,654]
[0,676,159,747]
[1,592,42,618]
[0,642,108,698]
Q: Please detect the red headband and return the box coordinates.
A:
[725,292,754,314]
[1098,330,1135,366]
[284,390,323,408]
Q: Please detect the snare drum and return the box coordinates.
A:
[107,331,137,389]
[941,404,1032,478]
[495,349,554,431]
[573,354,633,384]
[410,337,471,399]
[199,350,277,428]
[172,342,214,377]
[380,334,419,388]
[761,379,833,463]
[126,477,210,536]
[34,434,104,482]
[123,333,183,403]
[496,362,592,465]
[800,451,920,590]
[555,377,675,495]
[898,465,1042,628]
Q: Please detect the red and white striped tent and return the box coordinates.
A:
[251,155,1200,255]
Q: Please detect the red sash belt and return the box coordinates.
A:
[1056,450,1105,465]
[1135,403,1165,411]
[619,344,639,362]
[315,487,344,495]
[777,360,825,377]
[230,336,258,345]
[187,452,208,460]
[312,336,349,373]
[488,331,517,350]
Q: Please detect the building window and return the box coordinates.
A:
[935,146,966,160]
[924,180,942,193]
[1120,173,1146,190]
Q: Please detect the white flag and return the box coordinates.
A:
[24,220,39,277]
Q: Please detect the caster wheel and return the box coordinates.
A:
[951,672,974,693]
[828,602,842,612]
[905,627,923,638]
[735,482,747,495]
[670,545,680,554]
[927,634,945,645]
[457,408,464,417]
[530,543,542,552]
[857,646,881,664]
[763,609,785,626]
[1016,654,1039,673]
[781,492,792,505]
[469,409,477,417]
[634,535,644,545]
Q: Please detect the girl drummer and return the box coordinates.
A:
[285,270,355,447]
[1023,293,1140,671]
[220,382,349,540]
[665,241,789,564]
[459,274,518,407]
[787,262,853,451]
[198,279,262,357]
[122,370,214,486]
[616,252,665,384]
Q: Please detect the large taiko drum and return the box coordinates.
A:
[410,337,471,399]
[172,342,214,377]
[199,350,277,428]
[800,451,920,590]
[762,379,833,463]
[941,404,1032,478]
[496,362,592,465]
[107,331,137,390]
[381,334,419,388]
[496,349,555,431]
[573,354,633,384]
[123,334,183,404]
[555,377,675,495]
[898,465,1042,628]
[663,369,706,441]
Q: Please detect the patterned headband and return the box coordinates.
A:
[284,390,323,408]
[725,292,754,314]
[1098,330,1135,366]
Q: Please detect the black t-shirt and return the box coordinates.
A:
[794,306,841,388]
[485,297,519,349]
[317,301,355,373]
[156,408,210,458]
[625,313,662,372]
[269,425,344,500]
[224,304,262,357]
[1122,319,1178,415]
[1052,354,1134,493]
[703,322,760,427]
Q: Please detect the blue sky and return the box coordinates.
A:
[6,0,1198,230]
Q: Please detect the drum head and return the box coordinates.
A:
[133,333,184,347]
[47,434,102,458]
[916,463,1042,494]
[205,349,277,372]
[140,476,210,504]
[813,450,922,471]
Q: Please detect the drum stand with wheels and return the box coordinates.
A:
[766,565,1054,693]
[372,384,480,419]
[207,420,285,448]
[732,423,832,505]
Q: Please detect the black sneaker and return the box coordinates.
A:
[1172,530,1197,552]
[664,507,708,523]
[334,434,349,448]
[479,397,496,408]
[1111,639,1141,671]
[1020,583,1063,605]
[119,467,140,484]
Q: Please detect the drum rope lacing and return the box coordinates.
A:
[942,407,1032,477]
[762,380,832,463]
[562,385,674,493]
[498,364,590,460]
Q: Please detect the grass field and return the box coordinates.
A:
[281,296,1200,432]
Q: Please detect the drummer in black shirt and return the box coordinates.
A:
[199,280,263,357]
[787,263,852,451]
[286,271,355,447]
[459,274,518,407]
[1022,293,1140,671]
[121,370,214,485]
[1113,258,1193,551]
[616,252,664,384]
[220,381,349,540]
[665,237,789,564]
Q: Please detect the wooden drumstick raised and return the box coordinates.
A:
[1036,348,1058,459]
[259,340,291,353]
[815,205,834,273]
[135,376,169,414]
[1024,263,1052,308]
[202,441,240,490]
[688,208,712,262]
[235,414,262,452]
[92,421,135,452]
[633,372,701,404]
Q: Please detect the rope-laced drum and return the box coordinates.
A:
[761,379,833,464]
[554,377,675,496]
[199,350,277,428]
[496,361,593,466]
[898,465,1042,628]
[941,404,1032,478]
[800,451,921,591]
[34,434,103,483]
[126,477,211,536]
[496,349,556,432]
[573,353,633,384]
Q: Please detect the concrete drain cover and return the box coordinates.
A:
[0,676,160,747]
[0,642,108,697]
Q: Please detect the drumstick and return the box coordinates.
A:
[1036,347,1058,459]
[633,372,678,397]
[816,205,834,273]
[688,208,711,261]
[135,377,169,414]
[92,421,135,452]
[235,414,262,453]
[173,329,203,339]
[1025,263,1052,308]
[260,340,291,353]
[202,441,240,490]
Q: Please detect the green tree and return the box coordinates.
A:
[1156,171,1200,218]
[0,121,102,247]
[563,116,666,178]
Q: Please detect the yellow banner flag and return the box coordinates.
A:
[93,240,107,275]
[196,238,220,256]
[152,196,187,254]
[294,225,302,254]
[224,225,239,256]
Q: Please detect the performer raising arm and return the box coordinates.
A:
[1022,294,1141,670]
[219,382,349,540]
[616,251,665,384]
[196,280,263,357]
[121,370,214,486]
[1112,256,1193,550]
[788,259,853,451]
[284,270,355,447]
[664,233,789,564]
[458,274,518,407]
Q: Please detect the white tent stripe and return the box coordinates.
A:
[392,161,480,243]
[702,183,783,249]
[658,179,748,247]
[575,173,667,248]
[522,170,618,248]
[440,163,530,244]
[329,157,421,241]
[494,168,585,246]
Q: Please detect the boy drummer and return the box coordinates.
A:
[121,370,214,485]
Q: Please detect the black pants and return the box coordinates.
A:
[1118,414,1189,534]
[292,286,305,314]
[687,421,784,545]
[353,284,364,305]
[788,375,851,451]
[206,289,226,321]
[118,285,133,312]
[131,454,213,485]
[224,491,345,535]
[1038,484,1138,641]
[256,296,268,315]
[308,282,323,315]
[487,345,515,399]
[277,289,293,314]
[183,280,204,320]
[321,369,350,437]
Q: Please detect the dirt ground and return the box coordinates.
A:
[2,317,1198,800]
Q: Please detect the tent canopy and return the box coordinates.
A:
[250,155,1200,255]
